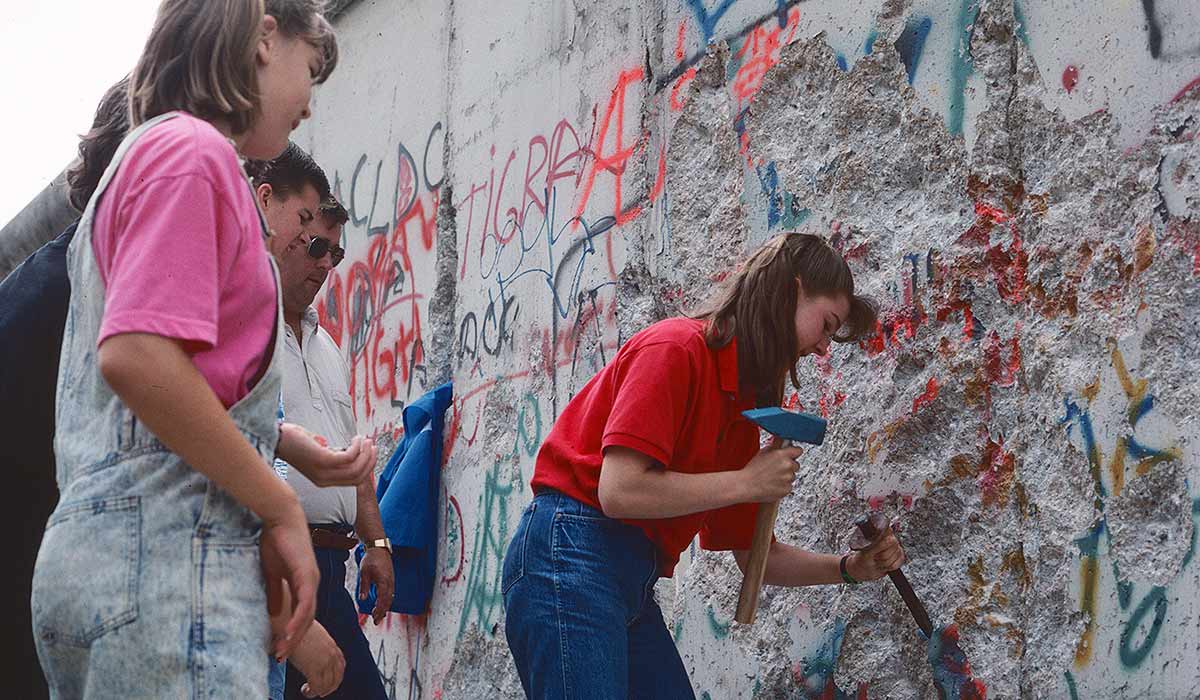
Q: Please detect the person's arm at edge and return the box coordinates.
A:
[597,444,801,519]
[730,534,906,586]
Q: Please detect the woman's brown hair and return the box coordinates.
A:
[128,0,338,134]
[691,232,877,406]
[67,77,131,212]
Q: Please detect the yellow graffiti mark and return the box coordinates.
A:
[952,555,1027,660]
[1136,449,1182,476]
[1134,225,1156,274]
[1001,547,1032,591]
[1109,436,1127,497]
[1108,345,1148,425]
[1075,555,1100,668]
[1081,377,1101,405]
[866,416,905,462]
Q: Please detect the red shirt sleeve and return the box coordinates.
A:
[698,501,763,551]
[601,341,695,466]
[95,173,231,353]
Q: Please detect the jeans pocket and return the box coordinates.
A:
[502,501,536,596]
[192,537,268,697]
[32,496,141,647]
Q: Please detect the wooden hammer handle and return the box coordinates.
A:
[734,436,785,624]
[855,517,933,637]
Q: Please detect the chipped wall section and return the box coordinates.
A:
[294,0,1200,697]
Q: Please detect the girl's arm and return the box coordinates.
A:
[731,533,906,586]
[269,587,345,697]
[99,332,317,657]
[99,332,302,522]
[597,444,804,519]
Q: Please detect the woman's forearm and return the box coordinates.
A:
[735,541,844,586]
[598,447,750,519]
[99,333,301,524]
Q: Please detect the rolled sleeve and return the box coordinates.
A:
[600,341,695,466]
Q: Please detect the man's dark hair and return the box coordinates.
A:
[320,196,349,227]
[247,141,331,202]
[68,76,131,212]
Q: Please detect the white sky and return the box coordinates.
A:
[0,1,162,228]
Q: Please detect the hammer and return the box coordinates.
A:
[735,407,827,624]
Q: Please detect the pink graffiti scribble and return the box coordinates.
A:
[1062,65,1079,93]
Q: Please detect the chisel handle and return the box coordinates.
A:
[855,516,933,637]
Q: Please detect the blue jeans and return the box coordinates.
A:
[284,540,386,700]
[268,658,286,700]
[503,491,695,700]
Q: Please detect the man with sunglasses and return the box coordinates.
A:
[253,143,391,700]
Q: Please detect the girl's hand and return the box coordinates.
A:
[261,502,319,661]
[847,521,906,581]
[290,621,346,697]
[740,444,805,502]
[277,422,377,487]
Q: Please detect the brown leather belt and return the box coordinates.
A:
[310,528,358,550]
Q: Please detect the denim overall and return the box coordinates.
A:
[32,112,285,699]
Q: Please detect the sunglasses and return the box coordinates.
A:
[299,233,345,267]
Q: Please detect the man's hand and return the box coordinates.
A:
[277,422,376,487]
[290,621,346,698]
[358,547,394,625]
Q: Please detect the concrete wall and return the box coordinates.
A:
[293,1,1200,697]
[0,172,74,280]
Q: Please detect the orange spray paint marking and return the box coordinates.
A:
[573,67,646,228]
[978,439,1016,508]
[650,144,668,203]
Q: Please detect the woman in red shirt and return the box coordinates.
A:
[503,232,906,699]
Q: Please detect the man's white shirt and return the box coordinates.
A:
[280,306,358,525]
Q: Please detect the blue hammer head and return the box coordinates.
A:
[742,408,827,445]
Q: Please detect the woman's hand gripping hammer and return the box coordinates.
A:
[734,408,827,624]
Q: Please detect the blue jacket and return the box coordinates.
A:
[356,381,453,614]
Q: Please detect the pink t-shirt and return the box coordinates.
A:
[91,112,276,408]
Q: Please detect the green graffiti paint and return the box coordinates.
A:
[705,603,732,639]
[1064,670,1079,700]
[948,0,979,135]
[1012,0,1030,46]
[516,393,543,458]
[458,461,515,637]
[1119,586,1168,669]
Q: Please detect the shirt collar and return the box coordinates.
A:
[302,306,320,332]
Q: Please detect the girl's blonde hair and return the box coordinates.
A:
[691,233,877,406]
[129,0,338,134]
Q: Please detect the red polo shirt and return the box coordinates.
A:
[531,317,763,576]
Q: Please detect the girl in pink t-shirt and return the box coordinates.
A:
[31,2,374,695]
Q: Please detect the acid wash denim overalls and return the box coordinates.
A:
[31,112,286,699]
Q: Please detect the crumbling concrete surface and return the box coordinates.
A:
[290,0,1200,696]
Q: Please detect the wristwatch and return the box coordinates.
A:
[364,537,392,554]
